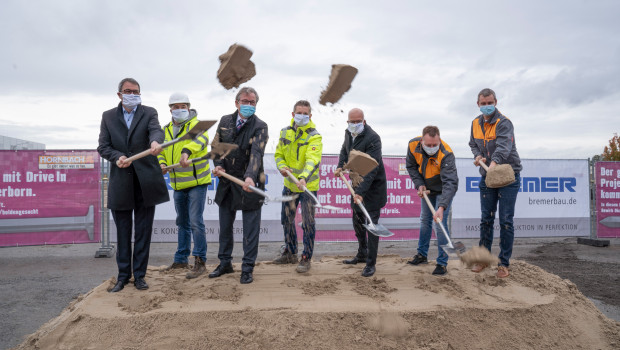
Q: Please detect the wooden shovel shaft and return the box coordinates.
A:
[479,161,490,171]
[217,171,269,198]
[124,138,182,163]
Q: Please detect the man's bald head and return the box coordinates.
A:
[347,108,365,124]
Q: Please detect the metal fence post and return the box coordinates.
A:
[589,157,597,239]
[95,158,115,258]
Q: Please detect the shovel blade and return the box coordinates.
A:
[440,241,467,257]
[363,223,394,238]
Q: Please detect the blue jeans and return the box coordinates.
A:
[418,193,452,266]
[479,173,520,267]
[173,184,208,263]
[281,187,316,259]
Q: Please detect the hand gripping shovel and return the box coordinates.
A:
[284,170,344,211]
[421,191,466,255]
[163,143,238,171]
[339,173,394,238]
[125,120,217,163]
[479,161,515,188]
[217,171,297,203]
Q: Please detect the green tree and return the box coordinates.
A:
[602,133,620,161]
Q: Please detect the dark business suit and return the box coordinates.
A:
[337,124,387,266]
[97,102,169,283]
[213,111,268,273]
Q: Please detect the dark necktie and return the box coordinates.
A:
[236,118,245,131]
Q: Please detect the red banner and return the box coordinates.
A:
[312,156,422,241]
[596,161,620,238]
[0,150,101,246]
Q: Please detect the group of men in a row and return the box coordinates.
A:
[98,78,521,293]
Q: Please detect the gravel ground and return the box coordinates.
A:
[1,236,618,349]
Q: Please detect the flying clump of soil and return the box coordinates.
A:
[217,44,256,90]
[319,64,358,105]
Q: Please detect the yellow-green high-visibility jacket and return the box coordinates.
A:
[158,111,211,191]
[274,119,322,192]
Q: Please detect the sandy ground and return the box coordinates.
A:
[2,238,620,349]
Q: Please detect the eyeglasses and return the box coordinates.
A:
[347,120,363,124]
[239,99,257,106]
[121,89,141,95]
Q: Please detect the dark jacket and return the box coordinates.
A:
[213,111,269,211]
[406,136,458,209]
[97,103,169,210]
[337,124,387,212]
[468,109,522,176]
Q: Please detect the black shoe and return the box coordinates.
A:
[407,254,428,265]
[361,265,376,277]
[240,271,253,284]
[432,264,447,276]
[208,263,234,278]
[134,277,149,290]
[109,280,126,293]
[343,255,367,265]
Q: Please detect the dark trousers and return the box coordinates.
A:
[217,205,262,273]
[111,183,155,282]
[281,187,316,259]
[352,206,381,266]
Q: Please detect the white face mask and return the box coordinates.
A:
[293,114,310,127]
[122,94,141,109]
[347,122,364,135]
[422,143,440,156]
[171,109,190,123]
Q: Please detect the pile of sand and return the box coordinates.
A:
[15,256,620,349]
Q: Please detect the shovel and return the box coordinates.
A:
[284,170,344,211]
[479,161,515,188]
[217,171,297,203]
[339,173,394,237]
[163,143,238,171]
[421,191,466,255]
[125,120,217,163]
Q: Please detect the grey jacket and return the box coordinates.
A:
[468,109,522,176]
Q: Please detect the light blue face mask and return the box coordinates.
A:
[293,114,310,127]
[239,104,256,118]
[171,109,190,123]
[480,105,495,116]
[122,94,141,109]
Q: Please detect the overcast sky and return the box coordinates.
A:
[1,0,618,159]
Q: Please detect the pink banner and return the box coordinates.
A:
[0,150,101,246]
[596,161,620,238]
[308,155,422,241]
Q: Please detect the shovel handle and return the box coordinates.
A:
[125,138,182,163]
[285,170,321,205]
[217,171,271,199]
[339,173,375,228]
[479,161,490,171]
[421,191,455,249]
[164,152,212,171]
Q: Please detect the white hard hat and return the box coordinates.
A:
[168,92,190,107]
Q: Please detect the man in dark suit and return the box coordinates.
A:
[97,78,170,292]
[209,86,268,284]
[335,108,388,277]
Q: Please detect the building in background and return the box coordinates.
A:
[0,135,45,150]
